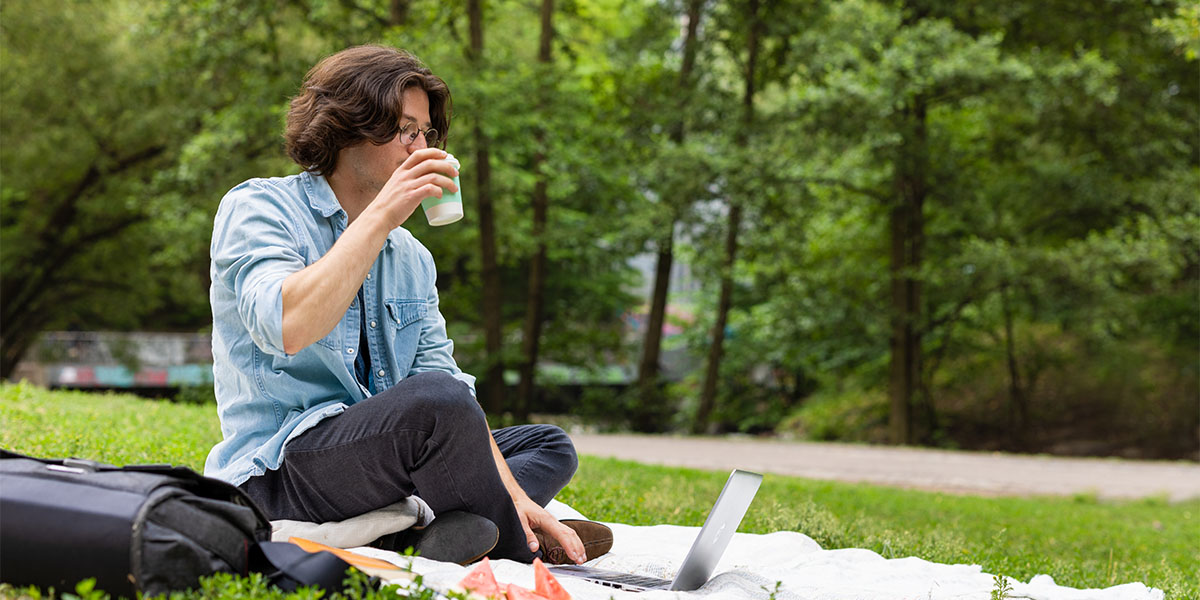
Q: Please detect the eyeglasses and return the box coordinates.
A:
[399,121,439,148]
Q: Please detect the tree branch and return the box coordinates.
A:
[3,140,163,337]
[336,0,392,28]
[776,175,889,202]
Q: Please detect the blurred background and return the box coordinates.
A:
[1,0,1197,459]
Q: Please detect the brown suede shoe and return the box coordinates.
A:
[535,519,614,565]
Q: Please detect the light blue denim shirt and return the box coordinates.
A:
[204,171,476,486]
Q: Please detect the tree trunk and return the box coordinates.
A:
[695,0,759,434]
[515,0,555,420]
[888,98,927,445]
[695,202,743,433]
[468,0,506,414]
[634,235,674,430]
[1,316,47,380]
[389,0,409,25]
[1000,285,1029,446]
[515,170,547,420]
[635,0,703,428]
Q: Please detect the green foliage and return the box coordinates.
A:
[173,384,218,406]
[0,564,457,600]
[2,0,1196,454]
[0,0,203,374]
[780,385,889,443]
[991,574,1014,600]
[1153,3,1200,61]
[670,0,1199,450]
[932,325,1199,457]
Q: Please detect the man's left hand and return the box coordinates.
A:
[513,494,586,564]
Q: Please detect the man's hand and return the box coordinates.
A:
[513,493,587,565]
[486,428,584,563]
[370,148,459,230]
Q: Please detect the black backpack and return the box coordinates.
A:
[0,450,355,597]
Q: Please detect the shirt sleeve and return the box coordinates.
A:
[408,261,478,396]
[210,184,306,358]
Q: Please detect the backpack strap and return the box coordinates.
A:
[253,541,357,592]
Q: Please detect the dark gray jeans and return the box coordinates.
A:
[239,371,578,561]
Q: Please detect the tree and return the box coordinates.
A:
[514,0,556,419]
[693,0,763,433]
[721,0,1197,450]
[0,0,216,377]
[465,0,508,415]
[634,0,706,426]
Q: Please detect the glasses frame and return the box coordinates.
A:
[399,121,440,148]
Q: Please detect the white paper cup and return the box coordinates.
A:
[421,154,463,226]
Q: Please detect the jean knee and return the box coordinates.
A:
[542,425,578,480]
[404,372,484,423]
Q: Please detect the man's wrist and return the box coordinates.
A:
[504,479,530,504]
[351,202,394,239]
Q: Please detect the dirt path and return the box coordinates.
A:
[568,433,1200,501]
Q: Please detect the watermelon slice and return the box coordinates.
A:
[457,557,502,598]
[505,583,550,600]
[532,558,572,600]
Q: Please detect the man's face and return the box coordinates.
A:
[346,86,432,195]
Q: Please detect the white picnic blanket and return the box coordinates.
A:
[346,501,1162,600]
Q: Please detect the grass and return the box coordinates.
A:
[1,382,1197,599]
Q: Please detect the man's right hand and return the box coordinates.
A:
[281,148,456,354]
[370,148,459,231]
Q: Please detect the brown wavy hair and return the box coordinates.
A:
[284,45,451,177]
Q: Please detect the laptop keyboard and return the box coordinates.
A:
[550,565,672,590]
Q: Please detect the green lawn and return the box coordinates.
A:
[1,382,1197,599]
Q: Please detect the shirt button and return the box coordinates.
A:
[370,320,377,328]
[346,348,355,354]
[377,369,385,377]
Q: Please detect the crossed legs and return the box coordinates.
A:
[239,371,578,561]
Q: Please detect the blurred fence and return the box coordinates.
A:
[12,331,213,389]
[10,323,696,391]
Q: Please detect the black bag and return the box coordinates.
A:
[0,450,355,597]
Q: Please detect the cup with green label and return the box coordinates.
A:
[421,153,463,226]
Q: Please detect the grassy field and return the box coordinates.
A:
[1,382,1197,599]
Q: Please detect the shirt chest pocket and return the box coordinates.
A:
[384,299,427,370]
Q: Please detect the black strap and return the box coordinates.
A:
[253,541,358,592]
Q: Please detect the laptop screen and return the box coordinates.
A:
[670,469,763,591]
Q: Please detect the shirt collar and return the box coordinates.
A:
[301,170,395,248]
[302,171,345,219]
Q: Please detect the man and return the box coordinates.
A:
[204,45,610,565]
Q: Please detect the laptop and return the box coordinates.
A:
[549,469,763,592]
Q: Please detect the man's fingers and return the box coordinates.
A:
[548,520,586,564]
[412,173,457,194]
[411,158,458,179]
[524,521,540,553]
[416,183,442,200]
[399,147,447,170]
[389,159,457,191]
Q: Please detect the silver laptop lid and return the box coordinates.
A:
[669,469,763,591]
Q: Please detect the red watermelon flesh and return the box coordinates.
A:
[532,558,572,600]
[505,583,550,600]
[457,557,502,598]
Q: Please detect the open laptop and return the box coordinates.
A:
[549,469,763,592]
